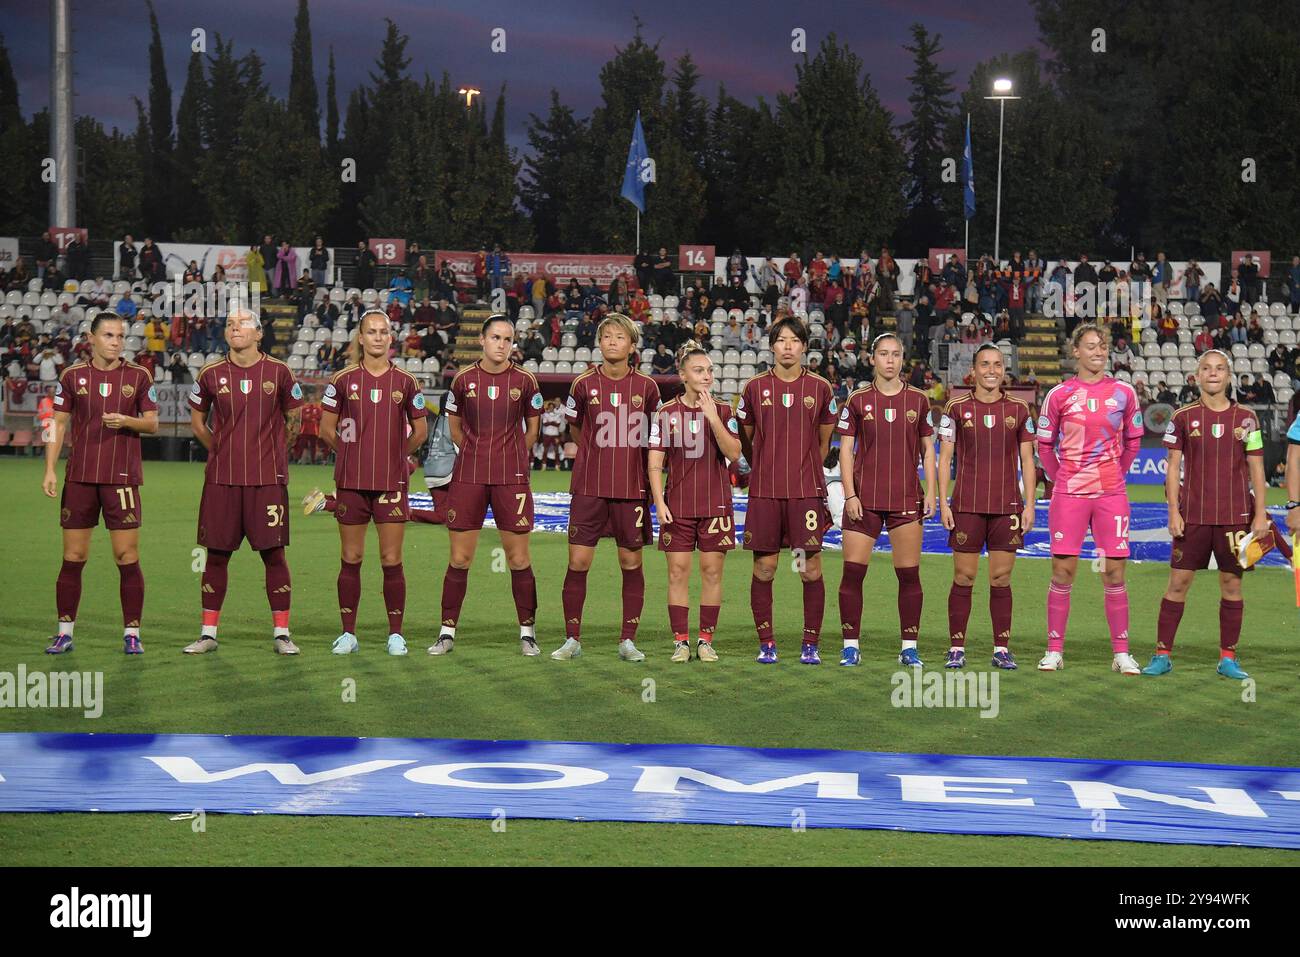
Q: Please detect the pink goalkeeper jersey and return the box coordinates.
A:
[1036,376,1144,497]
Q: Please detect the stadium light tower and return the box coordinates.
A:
[50,0,76,228]
[458,87,481,107]
[984,77,1019,264]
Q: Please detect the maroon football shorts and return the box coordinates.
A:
[197,483,290,551]
[1171,523,1250,574]
[335,487,409,525]
[658,511,737,553]
[568,493,652,548]
[61,481,141,530]
[743,496,831,553]
[948,511,1023,554]
[446,481,534,533]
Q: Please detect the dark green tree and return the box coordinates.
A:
[173,51,208,235]
[897,23,956,254]
[143,0,173,237]
[521,90,591,251]
[325,46,339,159]
[287,0,319,135]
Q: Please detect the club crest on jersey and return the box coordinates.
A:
[631,394,643,408]
[1005,415,1017,430]
[263,380,275,395]
[487,385,499,400]
[781,393,793,408]
[1211,423,1224,438]
[121,384,135,399]
[98,383,112,397]
[884,407,897,422]
[391,390,403,404]
[239,379,252,395]
[1233,426,1246,440]
[661,531,672,546]
[906,409,918,423]
[369,388,382,403]
[803,395,815,410]
[955,531,968,545]
[1086,398,1098,412]
[510,387,522,401]
[983,414,995,428]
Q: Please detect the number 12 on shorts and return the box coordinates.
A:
[1114,514,1129,541]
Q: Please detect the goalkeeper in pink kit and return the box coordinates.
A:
[1035,324,1144,675]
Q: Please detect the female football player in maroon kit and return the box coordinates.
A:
[935,343,1036,670]
[431,315,543,656]
[553,313,661,661]
[185,307,304,655]
[736,317,838,664]
[319,310,428,656]
[648,341,742,662]
[42,311,158,655]
[836,332,937,667]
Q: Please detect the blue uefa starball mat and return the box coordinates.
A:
[0,732,1297,848]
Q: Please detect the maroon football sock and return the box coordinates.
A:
[1219,598,1243,656]
[838,561,868,641]
[669,604,689,636]
[896,565,923,642]
[989,585,1013,648]
[260,547,292,612]
[56,559,85,624]
[382,563,405,635]
[620,566,645,641]
[1156,597,1184,653]
[338,560,362,633]
[510,566,537,626]
[750,575,774,642]
[440,565,469,630]
[699,604,720,639]
[948,583,973,647]
[201,549,231,612]
[562,568,587,640]
[117,561,144,630]
[802,577,825,643]
[324,494,337,513]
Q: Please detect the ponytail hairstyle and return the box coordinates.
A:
[347,308,392,367]
[675,339,709,371]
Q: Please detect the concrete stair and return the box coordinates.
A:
[263,303,299,360]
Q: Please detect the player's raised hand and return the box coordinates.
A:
[940,501,955,530]
[697,391,720,423]
[42,468,58,498]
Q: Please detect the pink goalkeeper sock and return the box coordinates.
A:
[1046,582,1071,652]
[1104,584,1130,653]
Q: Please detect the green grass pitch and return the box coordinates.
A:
[0,457,1296,865]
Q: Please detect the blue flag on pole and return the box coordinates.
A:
[621,111,649,213]
[962,115,975,220]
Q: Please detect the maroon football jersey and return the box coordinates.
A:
[1164,400,1263,525]
[564,366,661,499]
[837,383,934,512]
[54,360,158,485]
[323,362,428,492]
[189,354,303,486]
[736,370,836,499]
[936,392,1035,514]
[649,397,737,518]
[446,362,542,485]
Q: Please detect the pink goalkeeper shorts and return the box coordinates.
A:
[1047,490,1131,558]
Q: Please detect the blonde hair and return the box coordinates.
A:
[347,309,393,366]
[675,339,709,371]
[597,312,641,349]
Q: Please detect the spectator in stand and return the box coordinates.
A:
[1247,315,1265,345]
[576,313,597,349]
[1155,305,1179,345]
[403,326,423,358]
[274,242,299,299]
[115,293,138,322]
[1151,251,1174,309]
[726,248,747,285]
[83,276,111,308]
[628,286,649,324]
[35,231,58,279]
[315,295,341,331]
[1152,379,1176,405]
[652,246,674,295]
[419,322,443,360]
[117,235,138,280]
[608,275,631,311]
[808,251,829,286]
[183,260,201,285]
[529,272,548,318]
[825,289,849,337]
[1210,323,1231,353]
[632,249,653,294]
[938,317,961,345]
[1177,258,1202,306]
[1288,255,1300,314]
[354,241,376,291]
[1238,254,1260,305]
[37,345,64,382]
[388,271,413,308]
[138,237,164,286]
[1200,282,1224,327]
[469,247,487,301]
[435,259,456,301]
[719,315,741,351]
[1269,342,1292,374]
[317,338,342,370]
[1025,249,1046,313]
[521,329,545,363]
[1128,251,1151,304]
[1095,260,1117,318]
[650,343,676,375]
[1237,373,1258,404]
[1111,336,1136,373]
[412,297,437,331]
[410,255,431,302]
[309,237,330,287]
[485,245,510,295]
[783,252,803,291]
[1004,275,1026,342]
[876,247,898,310]
[168,351,191,384]
[258,235,277,293]
[1254,373,1276,406]
[63,233,88,281]
[1194,326,1214,355]
[292,269,316,320]
[142,314,167,364]
[1224,271,1242,318]
[1132,378,1150,404]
